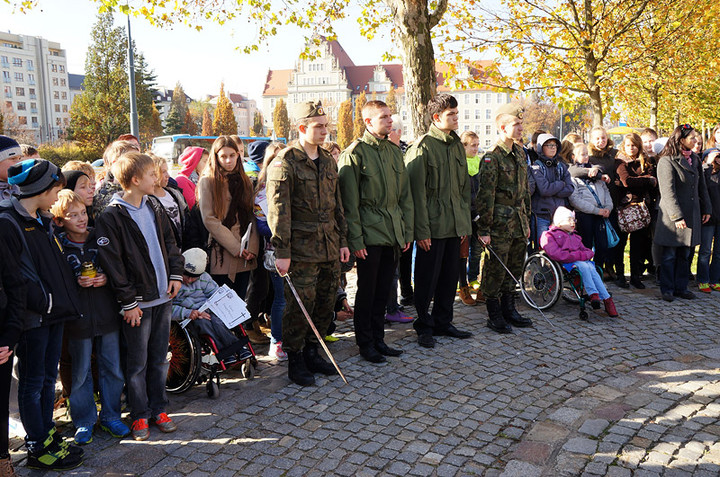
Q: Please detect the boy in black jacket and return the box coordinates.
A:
[51,190,130,446]
[95,152,184,442]
[0,159,83,471]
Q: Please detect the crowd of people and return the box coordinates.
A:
[0,95,718,474]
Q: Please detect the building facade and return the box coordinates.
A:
[154,87,194,127]
[262,40,514,146]
[207,92,258,136]
[1,32,71,143]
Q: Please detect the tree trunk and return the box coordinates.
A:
[583,49,603,127]
[649,84,659,130]
[589,87,603,128]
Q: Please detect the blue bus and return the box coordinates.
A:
[151,134,287,163]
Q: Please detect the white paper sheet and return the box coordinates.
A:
[198,284,251,329]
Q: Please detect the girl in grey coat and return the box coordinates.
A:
[654,125,711,302]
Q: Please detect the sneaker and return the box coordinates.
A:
[323,335,339,343]
[131,419,150,441]
[458,286,477,305]
[698,282,712,293]
[152,413,177,433]
[26,447,82,471]
[712,283,720,291]
[73,427,93,445]
[269,342,288,361]
[237,346,253,362]
[385,311,413,323]
[100,420,130,438]
[49,427,83,458]
[0,456,16,477]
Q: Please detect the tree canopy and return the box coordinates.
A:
[272,99,290,140]
[212,83,237,136]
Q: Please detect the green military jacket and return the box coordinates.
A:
[405,124,472,241]
[475,139,531,239]
[337,130,414,252]
[266,143,348,263]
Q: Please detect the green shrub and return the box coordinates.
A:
[38,142,103,169]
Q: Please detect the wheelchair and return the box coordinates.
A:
[166,320,257,398]
[520,251,598,321]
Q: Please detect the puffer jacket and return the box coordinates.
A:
[540,225,594,263]
[569,176,613,216]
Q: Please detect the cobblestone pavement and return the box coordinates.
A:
[9,275,720,476]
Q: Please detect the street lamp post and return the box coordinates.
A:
[127,15,139,138]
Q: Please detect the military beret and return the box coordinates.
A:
[293,101,326,121]
[495,102,524,120]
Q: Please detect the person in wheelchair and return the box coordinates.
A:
[540,207,619,317]
[172,248,252,364]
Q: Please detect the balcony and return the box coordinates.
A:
[29,94,36,99]
[26,65,34,71]
[30,107,37,113]
[28,79,35,85]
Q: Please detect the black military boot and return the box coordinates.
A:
[303,344,338,375]
[287,351,315,386]
[486,298,513,334]
[500,293,533,327]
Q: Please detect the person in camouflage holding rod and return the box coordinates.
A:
[475,103,534,334]
[266,101,351,386]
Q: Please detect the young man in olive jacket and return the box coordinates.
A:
[405,94,473,348]
[338,100,414,363]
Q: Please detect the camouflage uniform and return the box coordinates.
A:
[475,140,531,299]
[266,143,348,353]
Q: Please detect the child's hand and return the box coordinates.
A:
[78,275,94,288]
[341,299,353,314]
[189,310,200,320]
[602,174,611,183]
[124,307,143,327]
[240,249,255,260]
[93,273,107,287]
[0,346,12,365]
[167,280,182,299]
[198,311,211,320]
[599,208,610,218]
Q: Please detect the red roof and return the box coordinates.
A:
[263,69,293,96]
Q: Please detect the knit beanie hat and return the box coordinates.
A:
[0,135,22,163]
[7,159,63,198]
[553,206,575,227]
[248,141,269,166]
[63,170,89,192]
[182,248,208,277]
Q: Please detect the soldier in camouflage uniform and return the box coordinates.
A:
[475,103,534,333]
[266,101,351,386]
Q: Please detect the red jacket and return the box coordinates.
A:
[540,225,594,263]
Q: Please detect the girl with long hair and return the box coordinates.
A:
[706,125,720,149]
[197,136,259,299]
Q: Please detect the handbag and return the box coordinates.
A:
[586,183,619,248]
[617,202,651,233]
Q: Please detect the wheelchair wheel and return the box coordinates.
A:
[166,321,202,394]
[521,252,562,310]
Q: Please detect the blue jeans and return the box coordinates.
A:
[269,272,286,344]
[534,217,551,247]
[16,323,63,445]
[698,224,720,284]
[124,302,171,421]
[660,246,691,295]
[68,331,124,428]
[572,261,610,300]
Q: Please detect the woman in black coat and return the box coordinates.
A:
[654,124,711,301]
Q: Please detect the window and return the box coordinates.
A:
[15,87,24,96]
[485,139,492,147]
[62,105,68,112]
[464,110,470,120]
[486,125,492,135]
[497,93,504,103]
[53,91,60,99]
[14,72,23,82]
[51,64,58,72]
[31,116,37,125]
[4,101,10,110]
[27,73,35,85]
[56,117,61,126]
[270,98,275,108]
[3,86,11,97]
[12,58,22,67]
[475,94,480,104]
[18,116,26,125]
[16,102,26,110]
[2,71,9,82]
[54,104,60,112]
[52,78,58,86]
[464,94,470,105]
[61,91,66,100]
[0,56,8,67]
[464,125,470,131]
[59,65,65,73]
[29,88,35,99]
[60,79,66,86]
[475,125,481,134]
[486,93,492,103]
[26,59,33,70]
[475,110,481,120]
[486,109,491,120]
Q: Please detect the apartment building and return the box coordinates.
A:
[1,32,70,143]
[262,39,514,146]
[207,92,258,136]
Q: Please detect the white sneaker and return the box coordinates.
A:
[269,341,288,361]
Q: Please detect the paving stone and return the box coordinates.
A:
[578,419,610,437]
[499,460,542,477]
[547,408,584,426]
[562,437,598,455]
[509,441,552,465]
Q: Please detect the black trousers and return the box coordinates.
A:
[398,247,413,298]
[413,237,461,336]
[354,246,397,348]
[0,358,11,458]
[630,225,654,279]
[609,211,628,277]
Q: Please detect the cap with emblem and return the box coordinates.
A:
[293,101,326,121]
[7,158,63,198]
[182,247,208,277]
[495,102,524,121]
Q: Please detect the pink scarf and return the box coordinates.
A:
[681,149,692,166]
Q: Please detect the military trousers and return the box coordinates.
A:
[353,245,397,348]
[481,236,527,299]
[413,237,461,336]
[282,260,341,353]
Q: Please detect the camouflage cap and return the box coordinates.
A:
[293,101,326,121]
[495,102,524,120]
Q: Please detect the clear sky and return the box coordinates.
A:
[1,0,398,106]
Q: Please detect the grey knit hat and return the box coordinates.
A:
[7,159,64,198]
[0,135,22,162]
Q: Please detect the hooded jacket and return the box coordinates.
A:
[569,167,614,216]
[530,134,574,220]
[0,233,26,348]
[175,147,205,209]
[540,225,594,263]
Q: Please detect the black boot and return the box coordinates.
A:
[303,344,338,375]
[287,351,315,386]
[501,293,533,327]
[486,298,512,334]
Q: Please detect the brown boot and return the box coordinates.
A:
[604,298,619,318]
[458,286,476,305]
[246,322,270,345]
[0,457,16,477]
[475,288,485,303]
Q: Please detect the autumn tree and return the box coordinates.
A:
[386,87,398,115]
[521,94,560,139]
[336,99,354,149]
[213,83,237,135]
[252,112,264,136]
[184,108,198,135]
[201,108,213,136]
[353,91,368,140]
[273,99,290,140]
[164,82,189,134]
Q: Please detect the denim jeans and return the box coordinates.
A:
[68,331,124,428]
[698,224,720,284]
[124,302,171,421]
[269,272,286,344]
[572,261,610,300]
[16,323,63,445]
[660,246,691,295]
[534,217,551,247]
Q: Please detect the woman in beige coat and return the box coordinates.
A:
[198,136,259,299]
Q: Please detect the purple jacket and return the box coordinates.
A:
[540,225,594,263]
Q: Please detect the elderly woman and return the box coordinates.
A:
[654,124,711,302]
